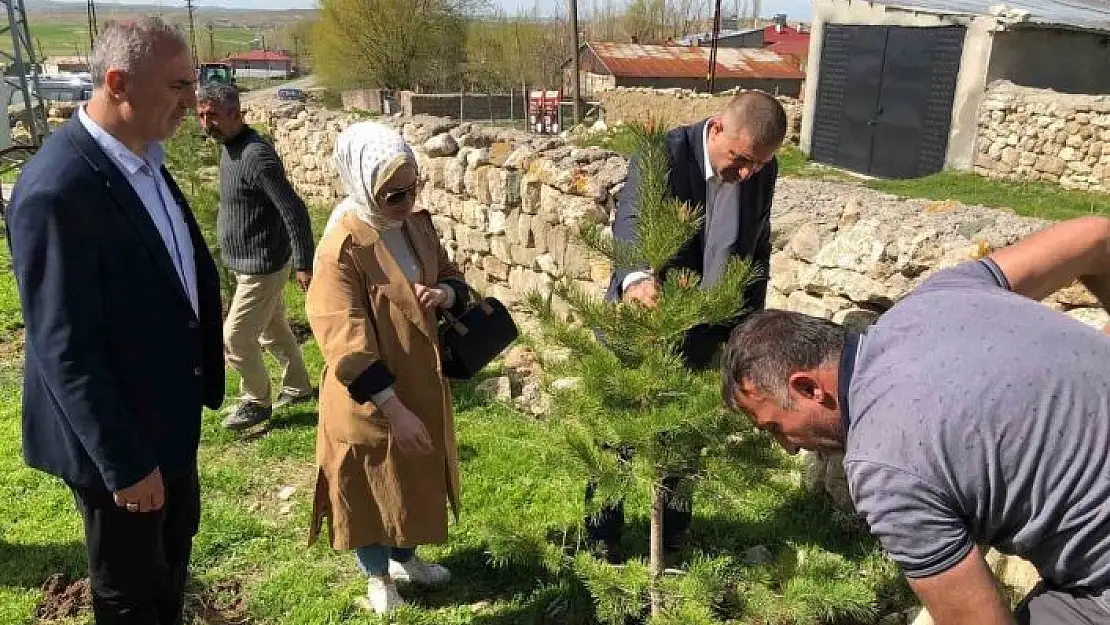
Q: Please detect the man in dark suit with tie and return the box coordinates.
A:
[6,18,224,624]
[588,91,787,562]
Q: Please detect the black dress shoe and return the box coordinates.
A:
[223,401,272,430]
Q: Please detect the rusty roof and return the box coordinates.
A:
[586,42,805,80]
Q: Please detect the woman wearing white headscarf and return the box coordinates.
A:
[306,121,469,614]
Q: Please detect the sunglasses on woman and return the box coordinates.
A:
[382,181,422,205]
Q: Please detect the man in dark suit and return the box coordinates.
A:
[6,18,224,624]
[589,91,787,561]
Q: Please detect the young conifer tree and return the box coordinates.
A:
[527,121,757,617]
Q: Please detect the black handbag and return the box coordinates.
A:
[438,291,519,380]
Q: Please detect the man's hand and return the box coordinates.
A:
[295,270,312,291]
[380,397,434,455]
[622,278,659,308]
[413,283,447,311]
[113,468,165,513]
[907,546,1016,625]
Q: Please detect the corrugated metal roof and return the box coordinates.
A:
[768,40,811,58]
[674,27,763,46]
[763,24,811,44]
[587,42,806,80]
[876,0,1110,32]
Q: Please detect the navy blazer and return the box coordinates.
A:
[607,120,777,368]
[6,117,225,492]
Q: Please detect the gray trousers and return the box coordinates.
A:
[1016,583,1110,625]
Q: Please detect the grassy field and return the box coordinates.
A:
[2,14,286,61]
[0,119,912,624]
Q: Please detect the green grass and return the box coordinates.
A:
[574,125,640,156]
[778,146,1110,221]
[0,117,912,625]
[0,242,21,344]
[867,171,1110,221]
[4,17,276,63]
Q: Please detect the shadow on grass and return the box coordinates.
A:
[607,489,874,569]
[267,405,319,431]
[401,546,555,611]
[0,539,86,590]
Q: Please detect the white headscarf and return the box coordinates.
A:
[325,121,418,235]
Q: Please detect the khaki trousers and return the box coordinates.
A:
[223,265,312,407]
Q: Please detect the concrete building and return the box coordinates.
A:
[224,50,294,80]
[568,42,806,98]
[800,0,1110,179]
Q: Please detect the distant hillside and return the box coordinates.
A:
[25,0,315,26]
[2,1,314,59]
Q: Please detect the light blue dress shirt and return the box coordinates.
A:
[78,106,199,315]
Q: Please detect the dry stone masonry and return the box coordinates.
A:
[977,81,1110,192]
[248,102,624,316]
[246,99,1109,334]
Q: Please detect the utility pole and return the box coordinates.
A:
[569,0,580,126]
[206,22,214,61]
[291,32,301,75]
[2,0,50,152]
[707,0,722,93]
[85,0,97,51]
[184,0,198,67]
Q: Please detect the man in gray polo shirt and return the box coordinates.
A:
[720,215,1110,625]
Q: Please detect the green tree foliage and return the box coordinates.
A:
[520,123,907,623]
[312,0,469,90]
[527,121,758,617]
[464,13,566,91]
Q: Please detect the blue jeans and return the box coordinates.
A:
[354,544,416,577]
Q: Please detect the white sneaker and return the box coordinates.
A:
[358,576,405,614]
[389,555,451,586]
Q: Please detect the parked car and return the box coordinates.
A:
[277,88,305,102]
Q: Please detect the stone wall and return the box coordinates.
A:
[598,87,803,145]
[341,88,387,114]
[246,99,1108,333]
[246,102,623,313]
[976,80,1110,193]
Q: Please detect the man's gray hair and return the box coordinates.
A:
[90,17,188,87]
[197,82,241,112]
[720,309,846,410]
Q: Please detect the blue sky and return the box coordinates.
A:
[67,0,815,21]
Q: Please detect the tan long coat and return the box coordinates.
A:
[306,209,463,550]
